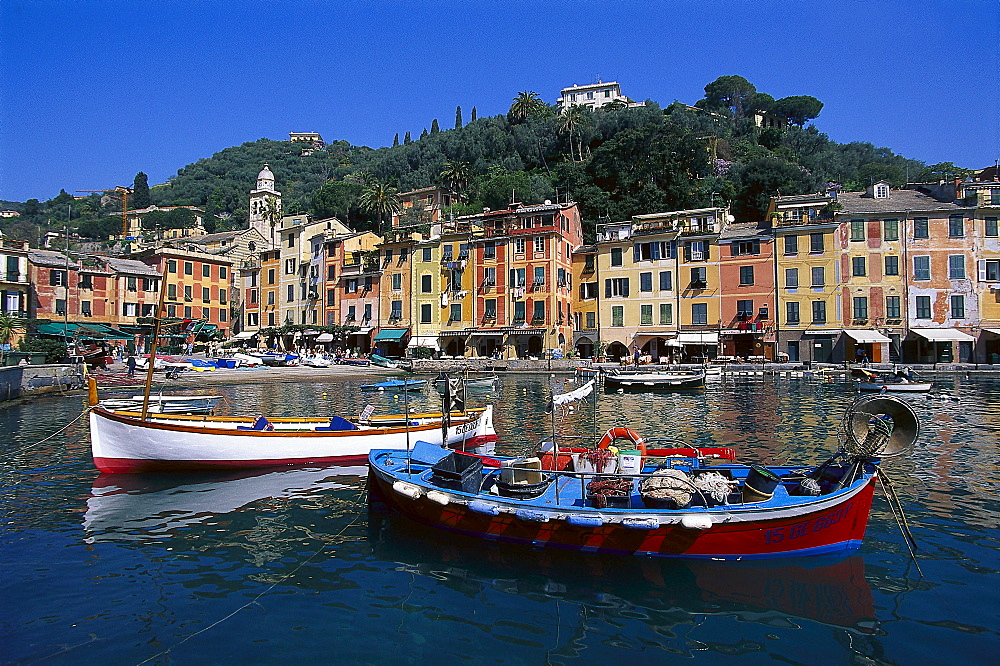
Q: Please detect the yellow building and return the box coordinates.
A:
[571,245,599,358]
[410,238,443,356]
[672,208,726,360]
[436,219,478,357]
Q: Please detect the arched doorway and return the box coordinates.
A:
[606,342,628,362]
[527,336,543,356]
[445,338,465,357]
[576,336,595,359]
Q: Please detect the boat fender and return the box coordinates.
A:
[426,490,451,506]
[597,427,647,456]
[621,517,659,530]
[565,515,604,527]
[392,481,423,500]
[467,500,501,516]
[680,514,713,530]
[514,509,551,523]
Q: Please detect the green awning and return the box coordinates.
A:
[34,322,131,340]
[373,328,409,342]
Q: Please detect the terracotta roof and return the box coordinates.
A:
[836,189,969,214]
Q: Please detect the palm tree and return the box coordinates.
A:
[508,91,543,122]
[559,106,589,162]
[358,181,401,231]
[0,312,25,359]
[262,196,282,247]
[439,160,471,193]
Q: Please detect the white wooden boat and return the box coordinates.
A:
[604,371,705,390]
[98,394,223,414]
[88,395,496,473]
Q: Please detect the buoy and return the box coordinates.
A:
[321,392,328,397]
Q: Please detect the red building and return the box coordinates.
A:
[717,221,777,360]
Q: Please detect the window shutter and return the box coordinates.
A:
[704,244,710,261]
[652,242,661,260]
[684,243,691,261]
[633,244,640,262]
[605,279,612,298]
[980,260,988,281]
[622,278,630,298]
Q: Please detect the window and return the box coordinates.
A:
[949,215,964,238]
[166,283,176,300]
[657,271,672,291]
[120,302,138,317]
[420,303,432,323]
[852,256,866,277]
[640,304,653,325]
[364,303,372,322]
[346,305,356,322]
[785,268,798,288]
[986,218,999,237]
[736,299,753,318]
[364,276,373,292]
[346,279,358,293]
[420,274,432,293]
[611,305,624,327]
[634,241,670,261]
[267,312,274,326]
[850,219,865,241]
[875,184,889,198]
[326,289,335,306]
[202,306,211,320]
[586,311,596,329]
[183,285,192,301]
[913,256,930,280]
[852,297,868,321]
[285,258,296,274]
[692,303,708,325]
[605,277,629,297]
[533,236,545,254]
[659,303,673,325]
[556,268,567,286]
[287,234,295,248]
[610,247,623,266]
[951,295,965,319]
[168,260,177,273]
[948,255,965,279]
[886,296,900,319]
[267,291,275,305]
[784,235,798,254]
[580,282,597,299]
[184,306,192,319]
[812,301,826,323]
[732,240,760,256]
[422,247,432,261]
[532,301,545,322]
[184,262,193,275]
[484,241,496,259]
[219,309,227,323]
[390,300,402,319]
[144,278,157,292]
[49,270,67,286]
[786,301,800,324]
[202,264,211,278]
[459,243,470,259]
[513,301,526,323]
[915,295,931,319]
[885,255,899,276]
[884,219,899,242]
[484,266,496,286]
[484,299,497,320]
[533,266,545,286]
[126,276,137,292]
[450,303,462,322]
[510,268,526,287]
[810,266,825,287]
[202,287,211,302]
[913,218,929,239]
[739,266,754,285]
[690,267,707,287]
[391,273,402,290]
[809,233,824,253]
[639,272,653,292]
[79,274,93,290]
[246,312,258,327]
[267,269,275,284]
[686,241,707,261]
[513,238,525,254]
[984,260,1000,281]
[286,284,294,302]
[81,300,92,315]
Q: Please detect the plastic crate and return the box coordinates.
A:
[431,452,484,494]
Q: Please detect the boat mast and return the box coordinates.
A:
[140,263,170,421]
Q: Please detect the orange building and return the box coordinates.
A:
[137,247,234,337]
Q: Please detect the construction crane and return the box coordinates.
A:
[76,186,133,238]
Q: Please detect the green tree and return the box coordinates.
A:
[393,133,399,147]
[22,199,40,217]
[455,105,463,129]
[404,131,412,145]
[311,180,364,220]
[702,75,757,117]
[431,118,440,134]
[772,95,824,126]
[508,91,544,123]
[358,181,400,231]
[132,172,151,209]
[559,106,591,162]
[0,312,24,349]
[420,128,428,139]
[439,160,471,193]
[471,106,477,122]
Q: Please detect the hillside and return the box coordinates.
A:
[3,76,939,244]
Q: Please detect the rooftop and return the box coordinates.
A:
[837,189,969,214]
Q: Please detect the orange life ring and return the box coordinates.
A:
[597,426,646,455]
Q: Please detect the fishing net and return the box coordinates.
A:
[692,471,732,504]
[639,469,693,507]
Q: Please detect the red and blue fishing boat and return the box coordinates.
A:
[368,394,919,560]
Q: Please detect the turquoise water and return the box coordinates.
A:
[1,374,998,663]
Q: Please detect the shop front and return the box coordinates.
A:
[503,327,547,359]
[633,331,677,363]
[907,328,975,363]
[373,327,410,358]
[981,329,1000,364]
[470,331,504,359]
[676,332,719,362]
[438,330,469,358]
[842,329,892,364]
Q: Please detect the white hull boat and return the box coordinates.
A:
[98,394,223,414]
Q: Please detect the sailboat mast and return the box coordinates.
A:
[140,264,170,421]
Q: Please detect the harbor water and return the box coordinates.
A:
[1,373,998,663]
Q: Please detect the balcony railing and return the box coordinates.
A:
[773,214,834,228]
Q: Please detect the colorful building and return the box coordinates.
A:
[571,245,599,358]
[0,239,30,318]
[718,221,776,360]
[137,247,234,337]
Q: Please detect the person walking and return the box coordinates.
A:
[126,355,137,378]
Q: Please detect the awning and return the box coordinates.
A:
[843,329,892,343]
[316,333,334,343]
[503,327,546,336]
[233,331,257,340]
[802,329,838,335]
[981,328,1000,335]
[348,327,372,335]
[35,322,131,340]
[676,332,719,345]
[438,329,469,337]
[910,328,975,342]
[373,328,409,342]
[407,336,440,350]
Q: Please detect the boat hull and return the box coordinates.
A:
[857,382,932,392]
[368,463,876,560]
[605,373,705,390]
[90,405,495,473]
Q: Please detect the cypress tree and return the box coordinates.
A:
[431,119,440,134]
[132,172,151,209]
[471,106,477,122]
[455,106,463,128]
[393,133,399,147]
[404,131,412,145]
[420,128,428,139]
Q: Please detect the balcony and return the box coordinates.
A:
[772,213,834,228]
[852,318,869,326]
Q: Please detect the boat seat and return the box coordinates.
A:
[314,415,358,432]
[237,416,274,431]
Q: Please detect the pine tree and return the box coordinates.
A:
[404,131,412,145]
[455,106,463,129]
[471,106,477,122]
[420,128,428,139]
[431,119,440,134]
[132,172,151,209]
[393,133,399,147]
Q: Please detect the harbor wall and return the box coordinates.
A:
[409,358,586,374]
[17,364,86,398]
[0,366,22,402]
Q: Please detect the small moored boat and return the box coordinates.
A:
[855,367,932,393]
[98,394,223,414]
[604,370,705,390]
[361,378,427,392]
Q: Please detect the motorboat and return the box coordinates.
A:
[855,367,932,393]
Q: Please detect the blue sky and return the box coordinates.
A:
[1,0,998,202]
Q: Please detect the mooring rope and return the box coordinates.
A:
[877,472,923,579]
[12,405,94,455]
[136,483,368,665]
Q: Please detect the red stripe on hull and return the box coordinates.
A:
[371,475,876,559]
[94,454,371,474]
